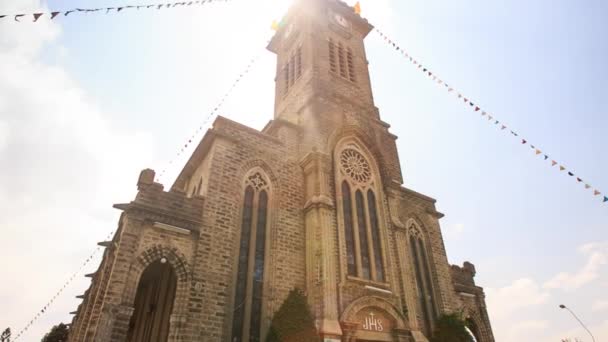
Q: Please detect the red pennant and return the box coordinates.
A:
[522,139,527,144]
[552,160,557,166]
[594,190,601,196]
[475,107,480,112]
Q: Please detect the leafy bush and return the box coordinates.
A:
[266,288,320,342]
[430,313,471,342]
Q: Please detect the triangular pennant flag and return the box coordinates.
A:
[585,184,591,189]
[488,116,493,120]
[475,106,480,112]
[522,139,527,144]
[0,15,6,19]
[65,10,75,16]
[423,68,427,72]
[535,149,542,155]
[531,145,535,149]
[448,88,453,92]
[49,11,60,19]
[117,7,125,12]
[594,190,601,196]
[544,155,549,160]
[604,196,608,203]
[568,172,574,176]
[576,177,582,182]
[14,14,25,21]
[560,166,566,171]
[464,98,468,102]
[470,102,475,107]
[495,120,499,125]
[271,20,278,30]
[33,13,43,21]
[552,160,557,166]
[501,125,507,130]
[354,1,361,15]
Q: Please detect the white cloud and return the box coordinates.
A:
[503,320,549,342]
[486,278,550,320]
[544,242,608,291]
[0,1,155,340]
[593,300,608,312]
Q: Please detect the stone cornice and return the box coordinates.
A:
[113,202,202,232]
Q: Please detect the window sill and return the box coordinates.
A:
[329,71,359,87]
[346,275,390,289]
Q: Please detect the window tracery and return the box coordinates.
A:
[340,148,372,184]
[232,171,270,342]
[336,145,385,282]
[407,222,437,337]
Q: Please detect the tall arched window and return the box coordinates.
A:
[337,146,386,282]
[231,172,271,342]
[408,223,437,337]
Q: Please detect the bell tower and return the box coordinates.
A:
[267,0,376,125]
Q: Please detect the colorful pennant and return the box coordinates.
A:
[374,27,606,205]
[354,2,362,15]
[0,0,230,23]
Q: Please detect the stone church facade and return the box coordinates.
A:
[68,0,494,341]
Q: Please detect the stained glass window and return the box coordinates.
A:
[231,175,270,342]
[356,190,371,279]
[231,186,254,342]
[368,190,384,282]
[249,191,268,341]
[342,181,356,276]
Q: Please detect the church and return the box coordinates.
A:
[68,0,495,341]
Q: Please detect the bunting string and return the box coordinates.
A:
[13,230,115,341]
[0,0,229,23]
[157,44,268,183]
[374,28,607,205]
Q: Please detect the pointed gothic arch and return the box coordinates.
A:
[405,219,439,338]
[334,137,389,284]
[121,245,190,342]
[230,168,274,342]
[127,260,177,342]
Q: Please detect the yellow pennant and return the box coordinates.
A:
[354,1,362,15]
[271,20,279,31]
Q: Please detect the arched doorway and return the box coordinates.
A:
[127,260,177,342]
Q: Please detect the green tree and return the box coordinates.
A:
[430,313,471,342]
[265,288,320,342]
[41,323,69,342]
[1,328,11,342]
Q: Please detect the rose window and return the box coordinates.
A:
[340,149,372,184]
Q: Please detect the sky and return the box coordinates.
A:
[0,0,606,341]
